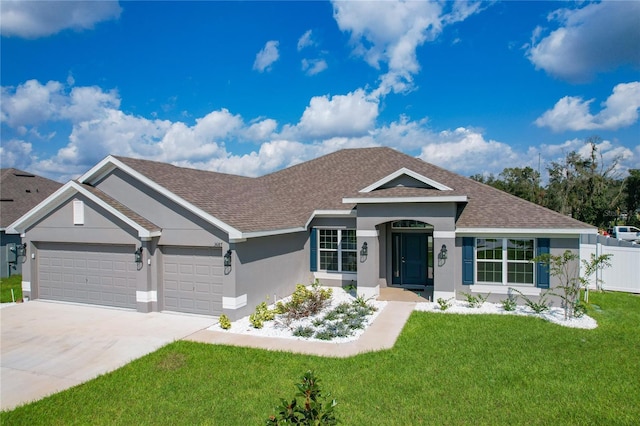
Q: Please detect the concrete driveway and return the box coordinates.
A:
[1,301,215,411]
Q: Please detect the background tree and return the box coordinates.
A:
[470,136,626,228]
[625,169,640,226]
[537,137,624,227]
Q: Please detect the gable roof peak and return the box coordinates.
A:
[359,167,453,193]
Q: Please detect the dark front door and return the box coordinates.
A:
[392,233,432,287]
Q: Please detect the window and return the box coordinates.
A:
[476,238,535,285]
[318,229,357,272]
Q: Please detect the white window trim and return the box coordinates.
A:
[318,229,357,273]
[475,237,536,286]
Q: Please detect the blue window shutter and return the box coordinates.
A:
[536,238,550,289]
[310,228,318,272]
[462,237,474,285]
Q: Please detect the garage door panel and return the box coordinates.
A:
[162,246,222,316]
[37,243,137,309]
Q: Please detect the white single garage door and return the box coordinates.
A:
[162,246,223,316]
[37,243,138,309]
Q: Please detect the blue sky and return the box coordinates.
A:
[1,0,639,183]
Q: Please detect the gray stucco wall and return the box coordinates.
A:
[453,236,581,306]
[229,231,309,320]
[96,169,228,245]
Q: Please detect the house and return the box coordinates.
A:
[7,147,595,319]
[1,169,62,278]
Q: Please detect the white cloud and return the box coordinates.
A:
[419,127,520,176]
[332,0,484,97]
[535,82,640,132]
[1,80,64,127]
[297,30,315,51]
[295,89,379,138]
[0,80,120,127]
[2,79,636,183]
[253,40,280,72]
[0,0,121,38]
[301,58,328,76]
[526,1,640,82]
[241,118,278,142]
[0,139,33,170]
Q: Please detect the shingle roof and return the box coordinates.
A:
[0,169,63,229]
[113,147,593,234]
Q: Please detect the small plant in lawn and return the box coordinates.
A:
[352,294,374,308]
[277,280,333,322]
[461,292,490,308]
[512,288,551,314]
[218,314,231,330]
[333,302,351,315]
[437,297,453,311]
[346,316,365,330]
[475,293,490,307]
[292,326,315,338]
[500,298,517,312]
[534,250,612,320]
[574,301,587,318]
[249,299,277,329]
[314,330,334,341]
[461,292,478,308]
[266,370,338,425]
[322,310,339,321]
[342,280,357,296]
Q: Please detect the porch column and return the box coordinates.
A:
[433,231,456,300]
[356,229,380,300]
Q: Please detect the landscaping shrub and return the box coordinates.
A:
[437,297,453,311]
[512,288,551,314]
[250,300,277,329]
[276,280,332,323]
[500,298,517,312]
[218,314,231,330]
[266,371,337,425]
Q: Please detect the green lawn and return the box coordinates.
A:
[2,292,639,425]
[0,274,22,303]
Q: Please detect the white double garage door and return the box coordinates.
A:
[37,243,222,316]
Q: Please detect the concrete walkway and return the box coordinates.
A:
[185,300,416,357]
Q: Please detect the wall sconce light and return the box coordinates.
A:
[440,244,448,260]
[135,247,143,263]
[360,242,368,257]
[224,249,232,267]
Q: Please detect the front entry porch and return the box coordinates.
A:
[390,223,434,293]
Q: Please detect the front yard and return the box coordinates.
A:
[2,291,638,425]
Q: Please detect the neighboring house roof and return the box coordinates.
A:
[0,168,62,230]
[108,147,593,235]
[8,148,595,239]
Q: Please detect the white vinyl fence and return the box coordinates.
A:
[580,235,640,294]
